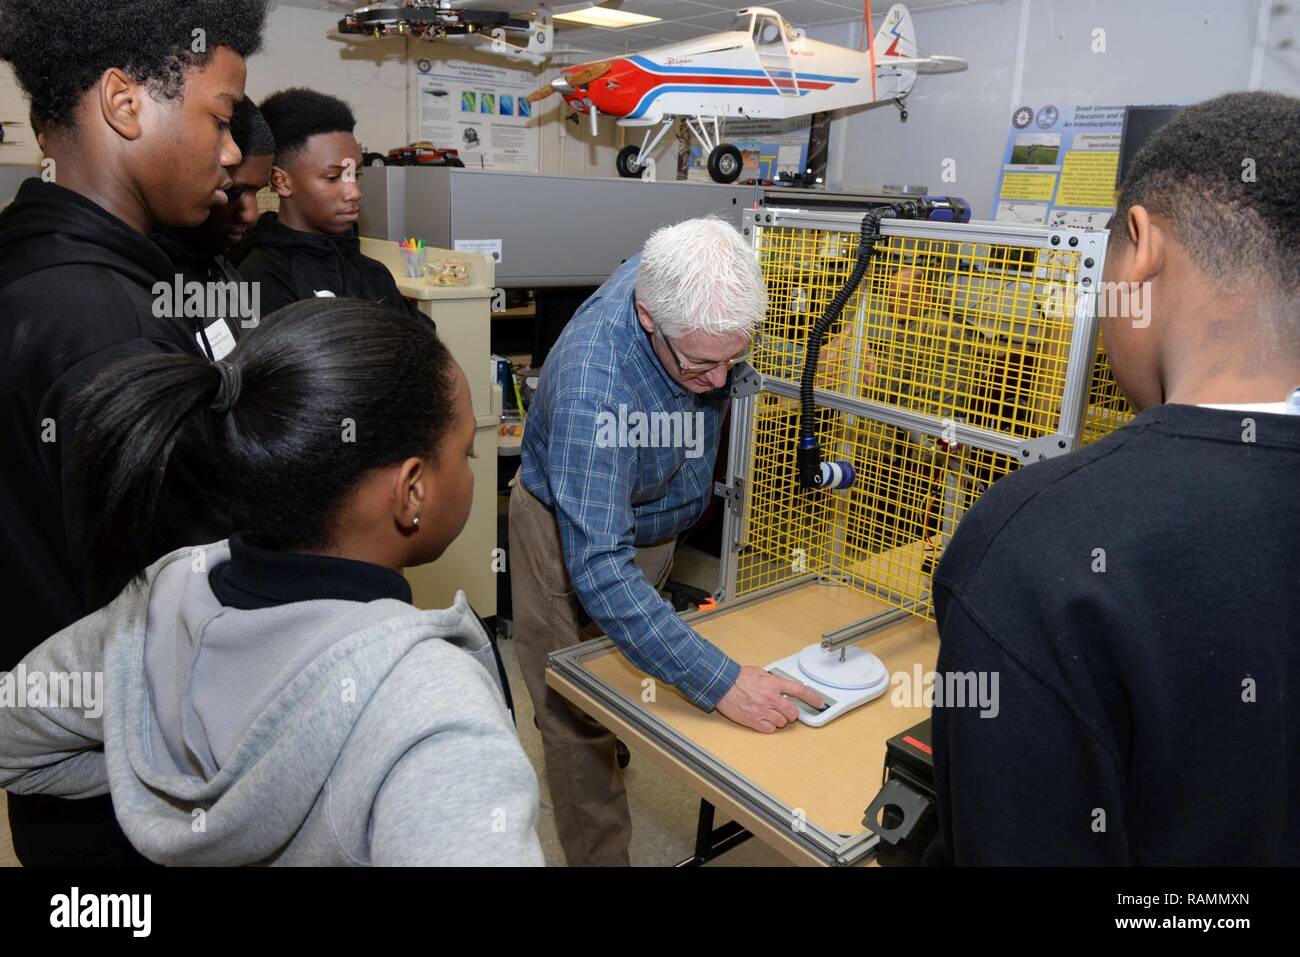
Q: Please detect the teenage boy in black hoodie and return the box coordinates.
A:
[0,0,267,866]
[235,88,416,316]
[929,92,1300,865]
[154,97,276,356]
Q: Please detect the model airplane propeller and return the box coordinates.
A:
[533,4,967,182]
[526,61,610,102]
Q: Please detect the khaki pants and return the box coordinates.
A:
[509,481,675,867]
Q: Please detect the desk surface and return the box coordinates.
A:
[548,579,939,863]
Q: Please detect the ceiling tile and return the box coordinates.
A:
[906,0,979,9]
[767,1,864,26]
[601,0,722,19]
[615,22,714,42]
[553,26,606,40]
[673,9,745,30]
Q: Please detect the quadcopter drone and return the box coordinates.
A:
[338,2,559,64]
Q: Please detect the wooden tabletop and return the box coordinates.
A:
[548,579,939,864]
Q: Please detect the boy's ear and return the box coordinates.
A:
[98,68,145,141]
[269,164,293,198]
[1119,204,1166,285]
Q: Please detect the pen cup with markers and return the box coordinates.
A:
[399,239,426,278]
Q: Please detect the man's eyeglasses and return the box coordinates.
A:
[654,326,751,380]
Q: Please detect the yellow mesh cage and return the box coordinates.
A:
[734,392,1019,612]
[732,218,1121,621]
[1083,331,1135,444]
[753,226,1084,439]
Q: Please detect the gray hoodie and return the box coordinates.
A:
[0,541,544,866]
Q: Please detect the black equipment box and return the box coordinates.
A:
[863,718,938,866]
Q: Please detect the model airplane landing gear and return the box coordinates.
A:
[895,97,909,122]
[707,144,743,184]
[616,145,644,178]
[614,116,677,180]
[682,116,744,183]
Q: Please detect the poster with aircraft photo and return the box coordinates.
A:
[993,103,1125,228]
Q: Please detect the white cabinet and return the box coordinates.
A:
[361,238,500,617]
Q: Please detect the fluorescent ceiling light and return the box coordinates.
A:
[553,8,661,28]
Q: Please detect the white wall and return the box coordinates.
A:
[247,3,411,157]
[815,0,1300,215]
[534,83,622,178]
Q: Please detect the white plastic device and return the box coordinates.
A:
[766,642,890,727]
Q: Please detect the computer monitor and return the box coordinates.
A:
[1117,105,1184,185]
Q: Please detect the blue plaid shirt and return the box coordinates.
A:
[519,256,741,709]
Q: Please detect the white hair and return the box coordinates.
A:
[635,216,766,340]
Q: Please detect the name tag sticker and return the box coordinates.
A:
[198,318,237,360]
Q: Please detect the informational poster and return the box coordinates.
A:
[992,104,1125,228]
[685,115,811,183]
[415,56,540,173]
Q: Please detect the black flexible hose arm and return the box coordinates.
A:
[796,204,898,490]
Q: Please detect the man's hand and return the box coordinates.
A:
[716,665,825,733]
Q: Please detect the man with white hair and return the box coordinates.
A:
[510,217,822,866]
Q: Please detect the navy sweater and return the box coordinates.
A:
[930,403,1299,865]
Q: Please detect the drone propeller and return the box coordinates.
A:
[526,60,611,102]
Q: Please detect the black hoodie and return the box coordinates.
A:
[0,178,231,865]
[152,230,251,358]
[233,211,417,318]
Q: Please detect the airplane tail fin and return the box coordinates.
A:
[874,3,918,61]
[873,3,919,98]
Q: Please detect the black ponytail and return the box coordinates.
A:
[71,298,456,603]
